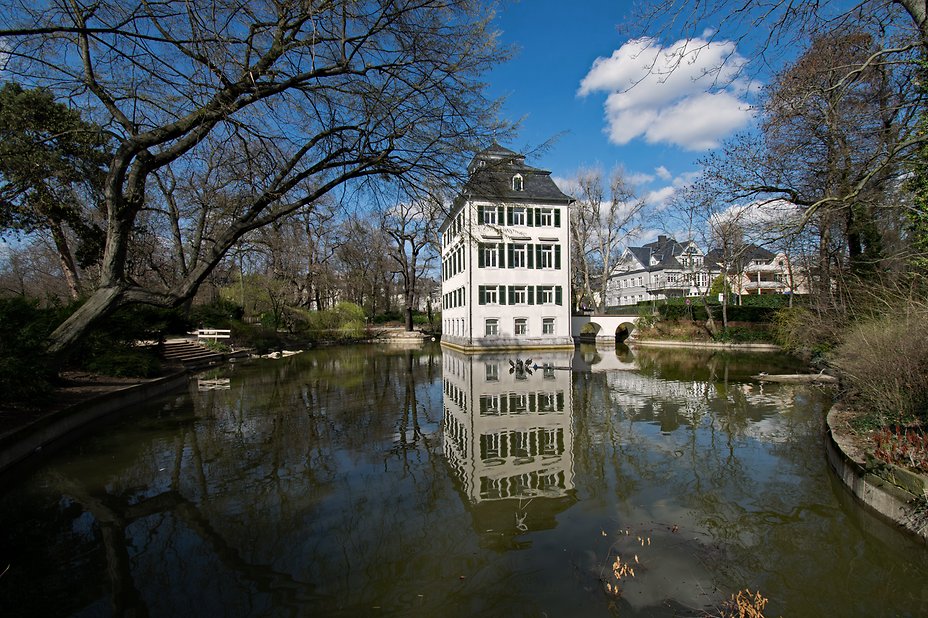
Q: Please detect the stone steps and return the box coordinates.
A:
[161,339,224,367]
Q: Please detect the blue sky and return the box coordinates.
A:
[485,1,760,227]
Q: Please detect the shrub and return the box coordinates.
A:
[772,306,845,359]
[371,310,402,324]
[873,427,928,474]
[0,297,70,404]
[189,298,244,329]
[333,301,366,325]
[831,312,928,426]
[713,325,774,344]
[85,348,161,378]
[229,320,287,353]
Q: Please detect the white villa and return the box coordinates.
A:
[606,235,712,307]
[705,244,810,297]
[440,144,574,350]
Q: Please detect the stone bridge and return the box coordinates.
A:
[570,312,641,345]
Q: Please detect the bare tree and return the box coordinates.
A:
[0,0,509,355]
[381,196,441,331]
[689,28,919,317]
[568,168,647,311]
[337,219,394,315]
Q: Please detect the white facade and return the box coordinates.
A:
[736,251,809,296]
[440,145,574,350]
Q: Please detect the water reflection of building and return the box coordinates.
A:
[442,348,576,539]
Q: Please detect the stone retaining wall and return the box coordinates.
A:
[825,405,928,544]
[0,371,189,475]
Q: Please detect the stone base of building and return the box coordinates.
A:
[440,335,575,352]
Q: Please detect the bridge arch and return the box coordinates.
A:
[571,314,640,345]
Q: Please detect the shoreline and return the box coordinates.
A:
[629,337,781,351]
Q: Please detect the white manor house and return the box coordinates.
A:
[440,144,574,350]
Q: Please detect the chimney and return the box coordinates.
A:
[657,235,667,243]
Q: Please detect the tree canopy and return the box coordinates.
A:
[0,82,110,298]
[0,0,509,354]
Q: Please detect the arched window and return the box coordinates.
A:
[512,174,524,191]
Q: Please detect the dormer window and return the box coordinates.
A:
[512,174,524,191]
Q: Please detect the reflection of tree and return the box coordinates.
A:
[3,344,457,614]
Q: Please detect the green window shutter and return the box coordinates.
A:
[506,207,513,226]
[497,244,505,267]
[554,244,561,269]
[507,244,514,269]
[508,286,515,305]
[497,206,504,222]
[528,287,535,305]
[527,244,534,269]
[499,285,507,304]
[554,208,561,227]
[527,208,534,227]
[556,286,563,305]
[477,205,485,224]
[478,244,485,268]
[535,245,542,267]
[479,286,486,305]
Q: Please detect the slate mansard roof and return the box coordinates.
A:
[461,143,573,204]
[704,244,776,270]
[623,235,700,272]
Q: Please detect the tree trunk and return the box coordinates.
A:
[46,285,125,355]
[898,0,928,42]
[48,218,82,301]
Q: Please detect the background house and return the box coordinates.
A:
[705,244,809,298]
[606,236,712,307]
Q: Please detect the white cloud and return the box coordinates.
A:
[578,36,757,150]
[626,171,655,186]
[645,186,676,209]
[654,166,672,181]
[714,199,803,230]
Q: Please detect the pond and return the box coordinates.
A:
[1,343,927,617]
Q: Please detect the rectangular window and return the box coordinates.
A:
[511,244,526,268]
[512,286,527,305]
[514,318,527,335]
[542,318,555,335]
[481,205,497,225]
[539,244,554,269]
[540,286,555,304]
[485,363,499,382]
[511,207,526,226]
[485,318,498,336]
[480,243,498,268]
[538,208,553,226]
